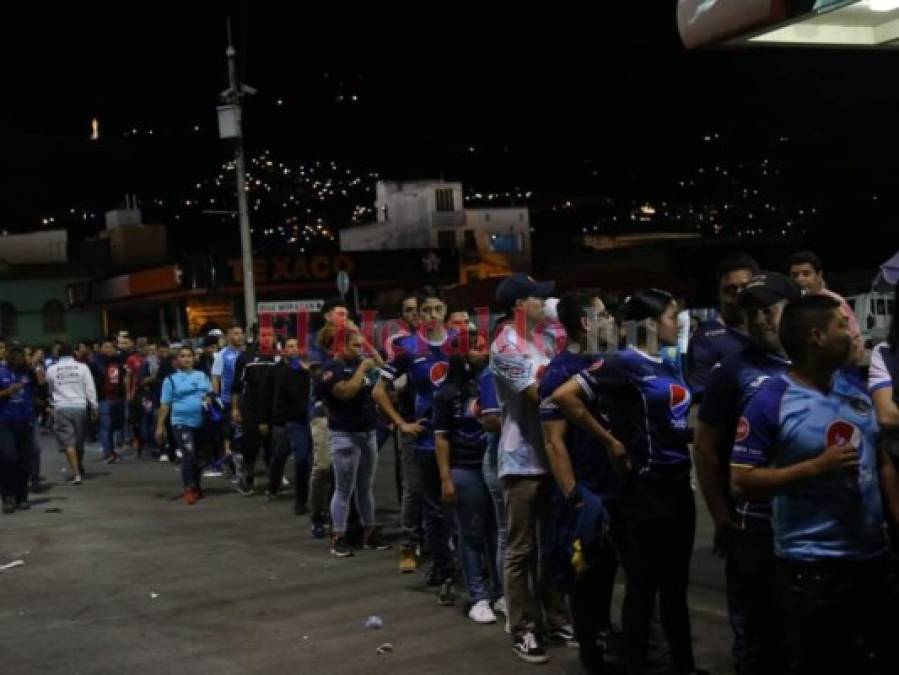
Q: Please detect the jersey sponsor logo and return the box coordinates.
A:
[322,371,334,382]
[735,416,750,443]
[466,398,482,418]
[429,361,448,387]
[826,420,861,449]
[588,358,605,372]
[669,383,691,414]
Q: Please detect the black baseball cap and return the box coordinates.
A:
[738,272,803,309]
[496,273,556,308]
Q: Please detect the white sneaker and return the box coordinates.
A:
[159,454,170,463]
[281,476,290,487]
[468,599,497,624]
[492,597,508,616]
[203,469,223,478]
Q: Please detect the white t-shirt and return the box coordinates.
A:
[869,342,895,395]
[489,323,557,479]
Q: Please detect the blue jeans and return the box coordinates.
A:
[417,450,454,580]
[329,430,378,532]
[482,435,506,595]
[270,422,311,505]
[99,400,124,457]
[452,465,501,603]
[0,420,33,502]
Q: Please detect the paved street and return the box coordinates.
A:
[1,434,734,675]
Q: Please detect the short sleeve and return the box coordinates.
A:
[731,384,781,468]
[160,377,174,405]
[315,361,342,397]
[211,352,224,377]
[381,341,412,383]
[698,361,737,427]
[537,365,569,421]
[432,385,457,435]
[478,370,500,415]
[868,343,894,394]
[199,373,212,394]
[574,358,610,402]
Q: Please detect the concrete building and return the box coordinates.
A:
[340,180,531,283]
[0,271,101,345]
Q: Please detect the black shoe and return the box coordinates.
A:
[265,489,278,502]
[311,521,327,538]
[364,528,392,551]
[512,631,549,664]
[16,501,31,511]
[294,503,309,516]
[547,624,578,648]
[330,536,354,558]
[2,498,16,514]
[30,482,41,494]
[437,578,456,606]
[237,479,254,497]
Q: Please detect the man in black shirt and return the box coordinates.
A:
[231,340,277,495]
[269,338,312,513]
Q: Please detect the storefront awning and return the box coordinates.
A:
[678,0,899,49]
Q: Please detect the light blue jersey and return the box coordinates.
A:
[732,372,887,562]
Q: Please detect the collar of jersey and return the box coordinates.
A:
[628,346,662,364]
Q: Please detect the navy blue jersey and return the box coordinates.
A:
[0,365,36,422]
[575,348,693,480]
[380,333,452,452]
[433,366,497,468]
[699,345,790,521]
[733,373,887,562]
[316,358,377,432]
[539,349,618,499]
[687,320,753,397]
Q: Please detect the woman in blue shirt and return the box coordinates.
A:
[552,289,706,675]
[316,325,389,558]
[155,347,212,505]
[0,344,39,513]
[434,331,503,623]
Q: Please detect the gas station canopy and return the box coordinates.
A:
[678,0,899,49]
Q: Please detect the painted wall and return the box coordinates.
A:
[0,278,102,345]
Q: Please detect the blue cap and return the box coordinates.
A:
[496,273,556,308]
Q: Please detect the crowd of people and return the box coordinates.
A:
[1,248,898,675]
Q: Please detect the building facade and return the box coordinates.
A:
[340,180,531,283]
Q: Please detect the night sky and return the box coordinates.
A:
[3,2,898,271]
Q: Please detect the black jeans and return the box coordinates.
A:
[0,420,32,502]
[570,499,625,674]
[726,518,781,675]
[619,476,696,675]
[240,417,272,486]
[269,422,311,505]
[777,553,899,675]
[416,450,454,579]
[174,425,211,489]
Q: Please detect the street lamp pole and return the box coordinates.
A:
[218,20,258,332]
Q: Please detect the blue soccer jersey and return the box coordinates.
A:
[732,372,887,562]
[687,320,753,397]
[539,349,618,499]
[575,348,693,479]
[699,345,790,521]
[211,346,241,405]
[0,365,35,422]
[380,333,452,452]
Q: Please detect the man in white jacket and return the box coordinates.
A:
[46,344,98,485]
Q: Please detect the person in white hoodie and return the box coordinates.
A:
[46,343,98,485]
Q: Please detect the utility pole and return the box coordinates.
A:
[217,19,258,332]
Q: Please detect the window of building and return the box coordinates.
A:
[487,233,523,253]
[435,188,455,212]
[437,230,456,249]
[0,302,16,337]
[43,299,66,334]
